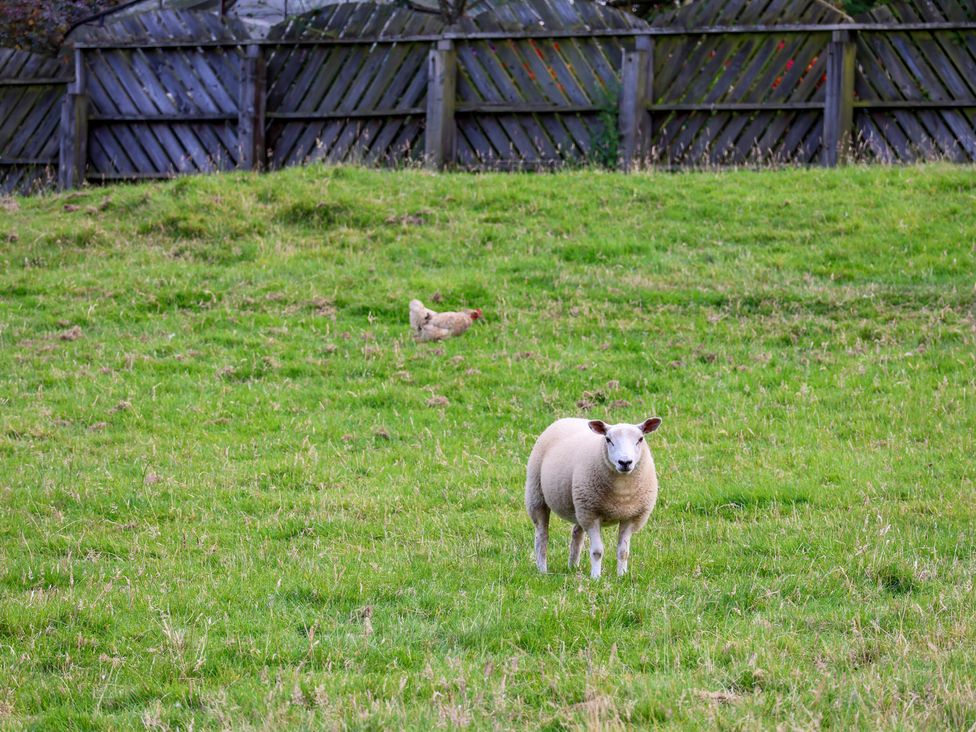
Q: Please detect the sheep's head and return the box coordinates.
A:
[588,418,662,474]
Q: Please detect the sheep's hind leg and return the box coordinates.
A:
[530,505,550,574]
[617,522,636,576]
[569,525,584,569]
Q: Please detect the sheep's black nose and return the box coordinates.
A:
[617,460,633,470]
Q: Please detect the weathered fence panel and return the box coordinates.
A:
[854,0,976,162]
[645,0,849,167]
[75,11,250,181]
[0,50,68,194]
[452,0,647,169]
[650,31,831,166]
[265,4,444,168]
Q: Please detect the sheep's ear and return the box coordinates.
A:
[588,420,608,435]
[639,417,662,434]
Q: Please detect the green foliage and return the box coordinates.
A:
[0,164,975,729]
[0,0,128,52]
[592,86,621,169]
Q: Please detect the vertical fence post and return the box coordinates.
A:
[58,48,88,190]
[425,39,456,170]
[618,36,653,172]
[823,29,856,167]
[239,44,267,171]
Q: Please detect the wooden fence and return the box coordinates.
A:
[264,5,446,168]
[1,0,975,194]
[63,11,253,185]
[854,0,976,162]
[0,50,70,194]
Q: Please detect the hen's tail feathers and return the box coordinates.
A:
[409,299,429,331]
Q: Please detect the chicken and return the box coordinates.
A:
[409,299,482,342]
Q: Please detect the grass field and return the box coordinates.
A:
[1,164,975,730]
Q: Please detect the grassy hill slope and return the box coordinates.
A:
[1,164,974,729]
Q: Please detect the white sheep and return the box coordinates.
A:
[524,417,662,579]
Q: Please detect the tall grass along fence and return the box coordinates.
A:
[1,0,975,194]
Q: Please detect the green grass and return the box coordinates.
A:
[1,164,975,730]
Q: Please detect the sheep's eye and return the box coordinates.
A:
[605,437,613,445]
[637,437,643,444]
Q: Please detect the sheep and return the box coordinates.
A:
[524,417,662,579]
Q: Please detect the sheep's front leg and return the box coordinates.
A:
[530,505,550,574]
[584,521,604,580]
[617,522,636,576]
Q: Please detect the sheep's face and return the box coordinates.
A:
[588,418,662,474]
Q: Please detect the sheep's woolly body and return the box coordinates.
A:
[525,418,660,579]
[527,419,658,524]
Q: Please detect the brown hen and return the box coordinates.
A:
[409,299,482,342]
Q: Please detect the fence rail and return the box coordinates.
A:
[2,0,975,195]
[69,21,976,47]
